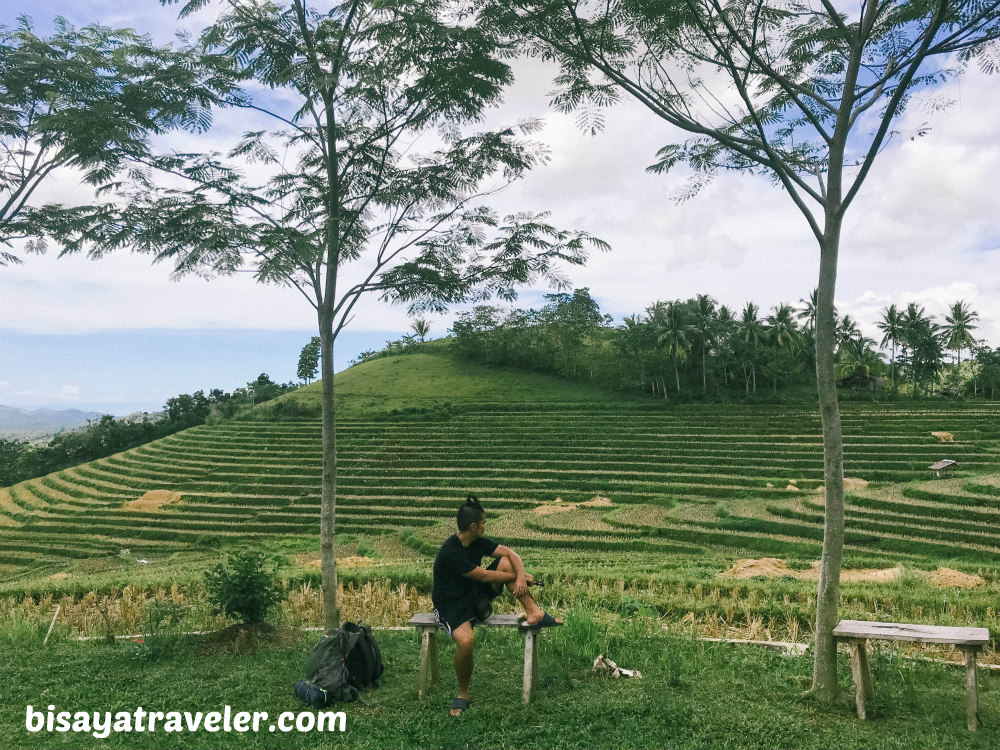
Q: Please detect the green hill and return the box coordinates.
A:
[265,348,643,418]
[2,350,1000,643]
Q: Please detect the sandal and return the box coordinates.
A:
[449,697,470,716]
[521,611,563,628]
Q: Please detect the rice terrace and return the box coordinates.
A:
[3,351,1000,748]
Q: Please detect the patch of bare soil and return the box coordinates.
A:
[930,567,985,588]
[122,490,182,512]
[931,431,955,443]
[580,496,613,507]
[534,503,578,515]
[294,554,378,569]
[723,558,792,578]
[722,558,900,582]
[49,572,70,580]
[815,477,869,494]
[194,623,304,656]
[802,561,901,582]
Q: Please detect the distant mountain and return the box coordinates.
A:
[0,405,104,440]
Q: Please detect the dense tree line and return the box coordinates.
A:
[451,290,994,401]
[0,374,296,487]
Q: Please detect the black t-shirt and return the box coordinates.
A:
[431,534,499,612]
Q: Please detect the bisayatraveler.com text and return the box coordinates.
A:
[26,704,346,738]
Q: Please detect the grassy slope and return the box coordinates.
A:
[272,347,642,418]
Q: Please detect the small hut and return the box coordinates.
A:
[928,459,958,478]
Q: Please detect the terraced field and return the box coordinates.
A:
[2,393,999,584]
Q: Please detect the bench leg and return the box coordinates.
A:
[531,631,539,686]
[418,627,437,700]
[523,628,537,703]
[847,640,872,720]
[430,628,439,685]
[962,647,979,732]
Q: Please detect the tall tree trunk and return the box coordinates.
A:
[957,347,962,393]
[319,307,339,630]
[317,62,342,631]
[702,349,707,396]
[674,360,681,393]
[810,228,846,700]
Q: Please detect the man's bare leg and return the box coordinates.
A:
[495,556,563,626]
[450,621,474,716]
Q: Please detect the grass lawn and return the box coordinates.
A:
[1,612,996,750]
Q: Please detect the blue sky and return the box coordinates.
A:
[2,1,999,414]
[0,329,393,414]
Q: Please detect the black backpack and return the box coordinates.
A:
[293,623,384,708]
[342,622,384,689]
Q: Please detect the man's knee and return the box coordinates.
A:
[452,625,475,650]
[496,556,513,573]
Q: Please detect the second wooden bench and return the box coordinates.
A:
[833,619,990,731]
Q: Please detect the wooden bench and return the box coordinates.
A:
[408,613,543,703]
[833,619,990,731]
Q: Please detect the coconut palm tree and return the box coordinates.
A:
[797,288,819,332]
[944,300,979,374]
[410,318,431,342]
[618,314,653,390]
[765,303,802,394]
[692,294,717,395]
[649,300,693,394]
[767,303,800,351]
[836,336,883,386]
[715,304,737,385]
[835,314,861,350]
[900,303,930,394]
[876,304,904,389]
[738,302,764,394]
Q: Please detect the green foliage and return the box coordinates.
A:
[452,293,994,402]
[204,551,284,625]
[1,16,232,264]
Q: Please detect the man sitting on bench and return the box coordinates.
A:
[432,495,562,716]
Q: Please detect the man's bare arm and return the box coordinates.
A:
[463,567,515,584]
[463,545,532,596]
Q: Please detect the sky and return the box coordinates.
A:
[2,1,999,414]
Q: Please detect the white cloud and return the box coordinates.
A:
[0,380,9,387]
[3,2,999,357]
[60,384,80,396]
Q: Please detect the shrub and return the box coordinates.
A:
[204,551,284,625]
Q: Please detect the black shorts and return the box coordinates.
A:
[433,558,503,636]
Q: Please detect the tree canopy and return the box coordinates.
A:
[0,16,230,265]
